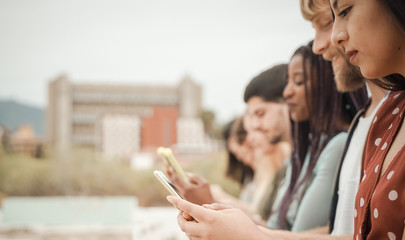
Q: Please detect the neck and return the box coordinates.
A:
[397,35,405,76]
[364,80,388,117]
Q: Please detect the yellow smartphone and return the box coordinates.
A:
[153,170,182,198]
[157,147,188,181]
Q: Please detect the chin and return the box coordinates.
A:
[360,67,383,80]
[332,65,342,77]
[291,116,304,122]
[334,74,347,92]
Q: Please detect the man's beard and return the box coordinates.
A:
[334,60,366,93]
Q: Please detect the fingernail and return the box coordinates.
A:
[166,196,173,203]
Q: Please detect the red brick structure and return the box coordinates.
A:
[47,75,203,158]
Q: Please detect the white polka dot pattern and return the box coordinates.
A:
[388,190,398,201]
[388,232,396,240]
[375,138,382,146]
[354,90,405,240]
[387,171,394,180]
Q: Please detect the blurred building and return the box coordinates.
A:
[47,74,209,159]
[10,125,41,157]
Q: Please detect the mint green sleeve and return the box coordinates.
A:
[291,132,347,232]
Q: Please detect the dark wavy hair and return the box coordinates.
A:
[222,117,254,185]
[276,41,368,229]
[379,0,405,32]
[244,64,288,103]
[330,0,405,90]
[376,0,405,89]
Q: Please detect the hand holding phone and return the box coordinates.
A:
[153,170,182,198]
[157,147,188,181]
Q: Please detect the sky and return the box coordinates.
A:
[0,0,314,123]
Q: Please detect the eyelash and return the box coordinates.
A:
[338,6,352,18]
[324,21,332,28]
[295,81,304,86]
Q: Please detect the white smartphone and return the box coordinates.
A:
[153,170,182,198]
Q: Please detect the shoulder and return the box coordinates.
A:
[324,132,347,152]
[315,132,348,168]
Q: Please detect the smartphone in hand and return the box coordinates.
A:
[154,170,183,198]
[157,147,188,181]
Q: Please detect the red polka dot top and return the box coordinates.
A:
[354,91,405,240]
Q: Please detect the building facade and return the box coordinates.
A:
[47,74,203,158]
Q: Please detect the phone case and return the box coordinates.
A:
[157,147,188,181]
[153,170,182,198]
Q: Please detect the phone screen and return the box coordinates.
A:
[153,170,182,198]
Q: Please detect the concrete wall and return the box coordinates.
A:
[2,197,137,226]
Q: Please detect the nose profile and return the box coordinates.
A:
[331,20,348,47]
[283,81,293,99]
[250,116,261,131]
[312,31,329,54]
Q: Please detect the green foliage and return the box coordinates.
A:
[0,147,240,206]
[199,109,216,136]
[187,151,241,197]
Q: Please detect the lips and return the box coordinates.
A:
[345,50,358,63]
[287,103,297,109]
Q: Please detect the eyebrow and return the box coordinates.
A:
[293,72,304,76]
[291,72,304,79]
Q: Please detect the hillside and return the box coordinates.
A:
[0,100,45,137]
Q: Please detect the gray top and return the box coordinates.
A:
[267,132,347,232]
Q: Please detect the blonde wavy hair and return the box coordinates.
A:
[300,0,330,21]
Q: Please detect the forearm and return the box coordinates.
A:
[210,185,266,225]
[301,226,329,234]
[259,226,352,240]
[217,196,264,225]
[212,189,254,214]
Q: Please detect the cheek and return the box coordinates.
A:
[263,114,277,128]
[251,116,261,127]
[246,150,255,163]
[228,142,238,154]
[234,149,244,161]
[297,88,307,102]
[357,45,392,79]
